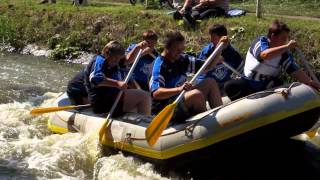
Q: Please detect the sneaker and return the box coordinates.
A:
[173,10,183,20]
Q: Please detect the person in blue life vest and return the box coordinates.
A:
[126,30,159,91]
[150,31,225,123]
[197,24,244,93]
[84,41,151,116]
[66,57,131,106]
[224,19,320,101]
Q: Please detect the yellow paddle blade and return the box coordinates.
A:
[99,121,106,140]
[146,103,177,146]
[30,105,78,115]
[99,119,112,142]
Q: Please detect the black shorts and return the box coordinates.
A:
[172,98,190,124]
[67,85,88,105]
[152,97,190,124]
[224,78,283,101]
[90,90,124,117]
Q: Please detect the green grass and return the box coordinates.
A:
[230,0,320,18]
[0,0,319,76]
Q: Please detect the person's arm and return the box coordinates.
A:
[89,56,128,90]
[152,87,182,100]
[153,83,193,100]
[125,42,147,64]
[97,78,127,90]
[151,57,193,100]
[197,36,229,73]
[141,47,157,58]
[261,40,297,60]
[290,69,320,90]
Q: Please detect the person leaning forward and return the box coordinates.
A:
[150,31,225,123]
[224,19,320,101]
[84,41,151,116]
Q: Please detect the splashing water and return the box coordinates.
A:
[0,54,167,179]
[0,93,167,180]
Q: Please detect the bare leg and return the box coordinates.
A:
[194,78,222,109]
[183,89,207,114]
[122,89,151,115]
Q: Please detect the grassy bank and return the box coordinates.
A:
[0,0,319,75]
[232,0,320,18]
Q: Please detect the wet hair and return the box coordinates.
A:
[209,24,227,36]
[267,19,290,38]
[163,31,185,49]
[142,30,158,41]
[101,41,125,57]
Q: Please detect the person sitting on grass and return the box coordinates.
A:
[126,30,159,91]
[174,0,229,23]
[84,41,151,116]
[197,24,244,93]
[224,19,320,101]
[150,31,224,123]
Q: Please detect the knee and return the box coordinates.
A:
[203,79,221,95]
[203,78,218,88]
[189,89,205,102]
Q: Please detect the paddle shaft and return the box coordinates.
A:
[106,49,143,119]
[296,48,320,83]
[222,61,243,77]
[30,104,91,115]
[174,42,225,104]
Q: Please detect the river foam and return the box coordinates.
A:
[0,93,167,179]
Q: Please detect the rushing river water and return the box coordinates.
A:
[0,53,319,179]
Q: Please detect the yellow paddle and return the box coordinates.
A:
[296,48,320,138]
[30,104,91,115]
[98,49,143,142]
[145,37,228,146]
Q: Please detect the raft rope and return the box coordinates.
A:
[121,82,301,143]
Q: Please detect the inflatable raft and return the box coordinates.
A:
[48,83,320,166]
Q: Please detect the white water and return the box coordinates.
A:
[0,54,168,180]
[0,93,168,179]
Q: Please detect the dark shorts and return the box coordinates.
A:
[152,97,190,124]
[224,78,283,101]
[172,98,190,124]
[191,7,227,19]
[90,90,124,116]
[67,85,88,105]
